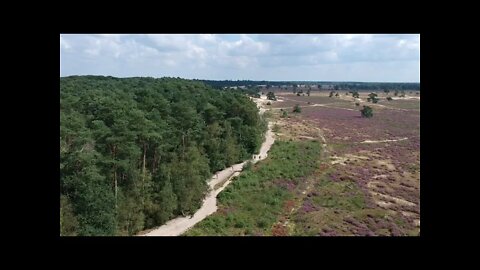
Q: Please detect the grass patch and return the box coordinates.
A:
[311,177,366,211]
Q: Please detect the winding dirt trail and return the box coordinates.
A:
[139,97,275,236]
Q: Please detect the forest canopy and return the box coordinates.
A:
[60,76,266,236]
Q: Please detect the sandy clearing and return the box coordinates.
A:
[401,211,416,217]
[370,191,416,207]
[414,219,420,227]
[140,97,275,236]
[361,137,408,144]
[376,200,394,208]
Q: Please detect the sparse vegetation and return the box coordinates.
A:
[272,124,280,133]
[293,104,302,113]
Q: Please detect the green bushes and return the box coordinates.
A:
[360,106,373,118]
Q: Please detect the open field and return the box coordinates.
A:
[185,91,420,236]
[272,92,420,236]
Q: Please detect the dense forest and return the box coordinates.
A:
[60,76,266,236]
[199,80,420,91]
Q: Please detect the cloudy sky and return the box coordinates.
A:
[60,34,420,82]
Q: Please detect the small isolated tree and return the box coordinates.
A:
[267,91,276,101]
[307,89,311,96]
[293,104,301,113]
[355,102,360,106]
[368,93,379,103]
[335,93,339,97]
[297,92,301,96]
[399,91,405,98]
[281,110,288,118]
[266,101,271,105]
[360,106,373,118]
[386,97,393,101]
[329,91,335,97]
[352,91,360,98]
[394,90,399,96]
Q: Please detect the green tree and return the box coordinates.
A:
[60,76,267,235]
[267,91,276,101]
[60,195,79,236]
[360,106,373,118]
[367,93,379,103]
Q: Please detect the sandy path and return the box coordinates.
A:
[139,96,275,236]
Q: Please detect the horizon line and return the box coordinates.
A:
[60,75,420,84]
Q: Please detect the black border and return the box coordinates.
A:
[26,19,440,255]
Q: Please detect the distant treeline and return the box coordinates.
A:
[199,80,420,91]
[60,76,266,236]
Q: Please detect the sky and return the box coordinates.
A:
[60,34,420,82]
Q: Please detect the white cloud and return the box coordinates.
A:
[60,34,420,82]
